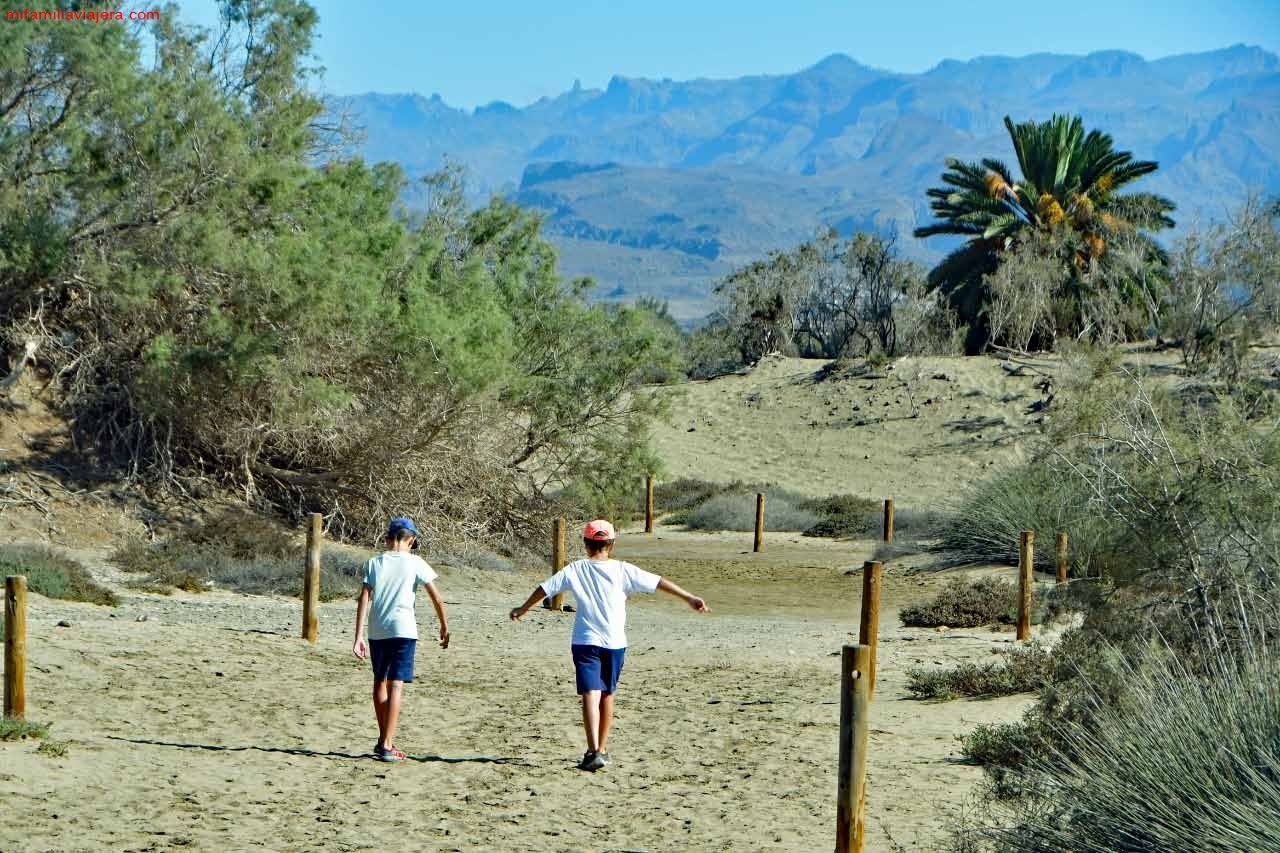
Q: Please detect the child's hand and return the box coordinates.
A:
[687,596,710,614]
[353,638,368,660]
[439,627,450,649]
[509,607,524,621]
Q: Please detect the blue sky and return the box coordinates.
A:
[174,0,1280,108]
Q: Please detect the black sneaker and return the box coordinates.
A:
[597,751,612,767]
[578,750,605,771]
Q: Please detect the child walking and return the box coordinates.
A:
[509,519,709,771]
[353,516,449,762]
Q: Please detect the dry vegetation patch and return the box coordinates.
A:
[0,545,117,606]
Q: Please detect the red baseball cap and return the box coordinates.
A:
[583,519,616,541]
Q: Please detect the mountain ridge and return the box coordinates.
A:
[336,45,1280,319]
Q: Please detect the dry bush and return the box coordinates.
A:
[685,490,819,533]
[1166,197,1280,380]
[899,577,1019,628]
[906,645,1052,700]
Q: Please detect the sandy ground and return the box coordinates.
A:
[0,351,1105,851]
[0,526,1045,853]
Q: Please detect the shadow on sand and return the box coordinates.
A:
[107,736,526,765]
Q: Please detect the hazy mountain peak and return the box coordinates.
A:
[340,47,1280,318]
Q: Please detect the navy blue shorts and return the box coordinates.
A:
[369,638,416,683]
[572,644,626,695]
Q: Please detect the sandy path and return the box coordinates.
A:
[0,528,1036,853]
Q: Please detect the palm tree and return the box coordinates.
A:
[914,114,1175,352]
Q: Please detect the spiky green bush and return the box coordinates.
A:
[960,648,1280,852]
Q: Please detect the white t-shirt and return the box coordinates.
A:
[539,558,661,649]
[362,552,438,641]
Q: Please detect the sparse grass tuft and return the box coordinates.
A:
[900,577,1019,628]
[906,645,1052,700]
[0,545,117,605]
[0,717,49,740]
[35,739,70,758]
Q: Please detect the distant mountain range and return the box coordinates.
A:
[337,46,1280,319]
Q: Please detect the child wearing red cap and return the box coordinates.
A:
[353,517,450,762]
[509,518,709,771]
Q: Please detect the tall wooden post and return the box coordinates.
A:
[4,576,27,720]
[882,498,894,544]
[302,513,321,643]
[858,561,883,699]
[1017,530,1034,641]
[836,644,871,853]
[1055,532,1069,586]
[549,517,568,611]
[645,474,655,534]
[753,493,765,553]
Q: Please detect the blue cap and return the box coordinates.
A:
[386,516,419,538]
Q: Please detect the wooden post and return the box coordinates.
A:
[882,498,894,544]
[549,517,568,611]
[301,513,321,643]
[1018,530,1034,641]
[645,474,655,534]
[858,561,883,699]
[836,644,871,853]
[4,576,26,720]
[753,493,765,553]
[1055,531,1069,586]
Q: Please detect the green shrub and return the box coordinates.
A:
[0,718,49,740]
[686,490,819,532]
[906,645,1052,700]
[0,545,116,606]
[964,648,1280,852]
[799,494,878,538]
[900,577,1019,628]
[959,722,1033,773]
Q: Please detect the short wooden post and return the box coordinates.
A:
[753,492,765,553]
[549,517,568,611]
[836,644,871,853]
[1055,531,1069,586]
[858,561,883,699]
[301,513,321,643]
[1018,530,1034,641]
[4,576,27,720]
[645,474,655,534]
[882,498,894,544]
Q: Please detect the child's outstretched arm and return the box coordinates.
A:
[509,586,548,621]
[353,585,371,659]
[424,582,450,648]
[657,577,710,613]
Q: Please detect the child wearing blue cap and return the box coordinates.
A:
[352,517,449,762]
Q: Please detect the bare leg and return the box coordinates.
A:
[373,679,390,746]
[382,680,405,749]
[598,693,615,753]
[580,690,602,753]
